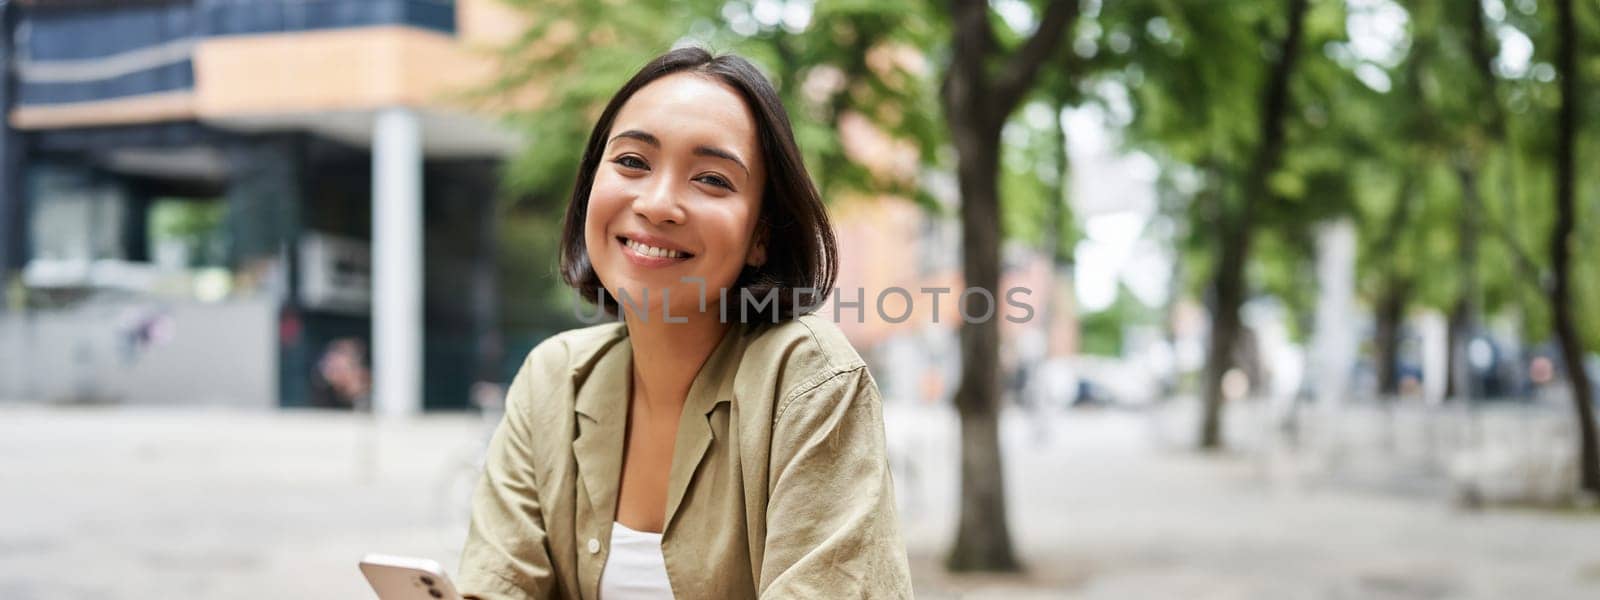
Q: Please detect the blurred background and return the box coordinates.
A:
[1,0,1598,598]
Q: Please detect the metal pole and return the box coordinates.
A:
[371,107,423,418]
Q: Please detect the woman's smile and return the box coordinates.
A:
[615,233,695,269]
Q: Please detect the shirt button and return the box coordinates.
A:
[587,538,601,554]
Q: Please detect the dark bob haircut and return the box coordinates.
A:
[558,46,837,324]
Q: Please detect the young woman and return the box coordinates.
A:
[456,47,912,599]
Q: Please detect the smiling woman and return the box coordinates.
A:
[560,50,835,325]
[455,48,912,599]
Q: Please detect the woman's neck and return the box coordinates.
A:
[623,313,730,415]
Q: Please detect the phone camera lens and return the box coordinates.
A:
[420,575,435,586]
[428,588,443,598]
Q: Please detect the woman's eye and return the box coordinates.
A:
[696,174,732,190]
[613,156,648,170]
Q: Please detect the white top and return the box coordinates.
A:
[598,521,675,599]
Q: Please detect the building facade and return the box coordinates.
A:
[0,0,523,413]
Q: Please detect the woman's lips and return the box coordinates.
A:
[617,236,693,268]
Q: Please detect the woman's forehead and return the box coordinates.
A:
[610,73,760,155]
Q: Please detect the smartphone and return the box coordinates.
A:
[359,554,464,600]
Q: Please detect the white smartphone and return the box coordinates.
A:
[359,554,464,600]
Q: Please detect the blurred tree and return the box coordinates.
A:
[1363,175,1416,397]
[1195,0,1307,449]
[1353,0,1546,401]
[1353,0,1469,398]
[1548,0,1598,494]
[1421,0,1595,491]
[1433,0,1515,401]
[1105,0,1357,448]
[940,0,1080,571]
[1345,0,1598,492]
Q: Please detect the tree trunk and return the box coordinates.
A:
[1550,0,1600,494]
[943,0,1017,572]
[1373,176,1416,398]
[1375,278,1409,396]
[1446,164,1483,401]
[940,0,1078,571]
[1200,223,1248,449]
[1045,97,1071,267]
[1445,297,1473,400]
[946,117,1020,571]
[1199,0,1308,450]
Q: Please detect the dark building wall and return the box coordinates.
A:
[1,2,24,279]
[421,159,500,409]
[225,135,302,267]
[287,139,501,410]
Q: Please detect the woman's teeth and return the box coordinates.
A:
[625,238,686,259]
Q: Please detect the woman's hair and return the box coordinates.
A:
[558,47,837,324]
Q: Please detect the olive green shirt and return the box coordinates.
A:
[457,314,912,599]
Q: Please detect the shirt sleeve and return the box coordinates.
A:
[457,347,562,599]
[758,366,914,598]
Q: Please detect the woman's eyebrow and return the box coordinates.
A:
[611,128,749,177]
[609,129,659,147]
[693,145,749,176]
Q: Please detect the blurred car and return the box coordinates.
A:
[1073,379,1116,408]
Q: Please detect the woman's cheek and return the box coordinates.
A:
[713,216,759,291]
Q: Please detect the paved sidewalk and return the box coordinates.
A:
[1,404,1596,599]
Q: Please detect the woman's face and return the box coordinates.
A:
[584,72,767,321]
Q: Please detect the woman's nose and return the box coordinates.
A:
[633,178,686,225]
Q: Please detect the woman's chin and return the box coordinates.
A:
[604,288,712,321]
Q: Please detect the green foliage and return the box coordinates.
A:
[1251,227,1317,341]
[477,0,1600,356]
[1096,0,1361,335]
[1361,0,1600,353]
[147,199,228,267]
[1096,0,1598,356]
[495,203,583,332]
[1078,283,1160,357]
[484,0,946,208]
[1000,100,1077,260]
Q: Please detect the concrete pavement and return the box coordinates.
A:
[1,404,1596,599]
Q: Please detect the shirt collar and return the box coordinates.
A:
[569,322,747,534]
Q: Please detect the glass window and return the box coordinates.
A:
[147,198,228,269]
[27,166,126,263]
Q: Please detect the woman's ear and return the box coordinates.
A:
[746,221,769,268]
